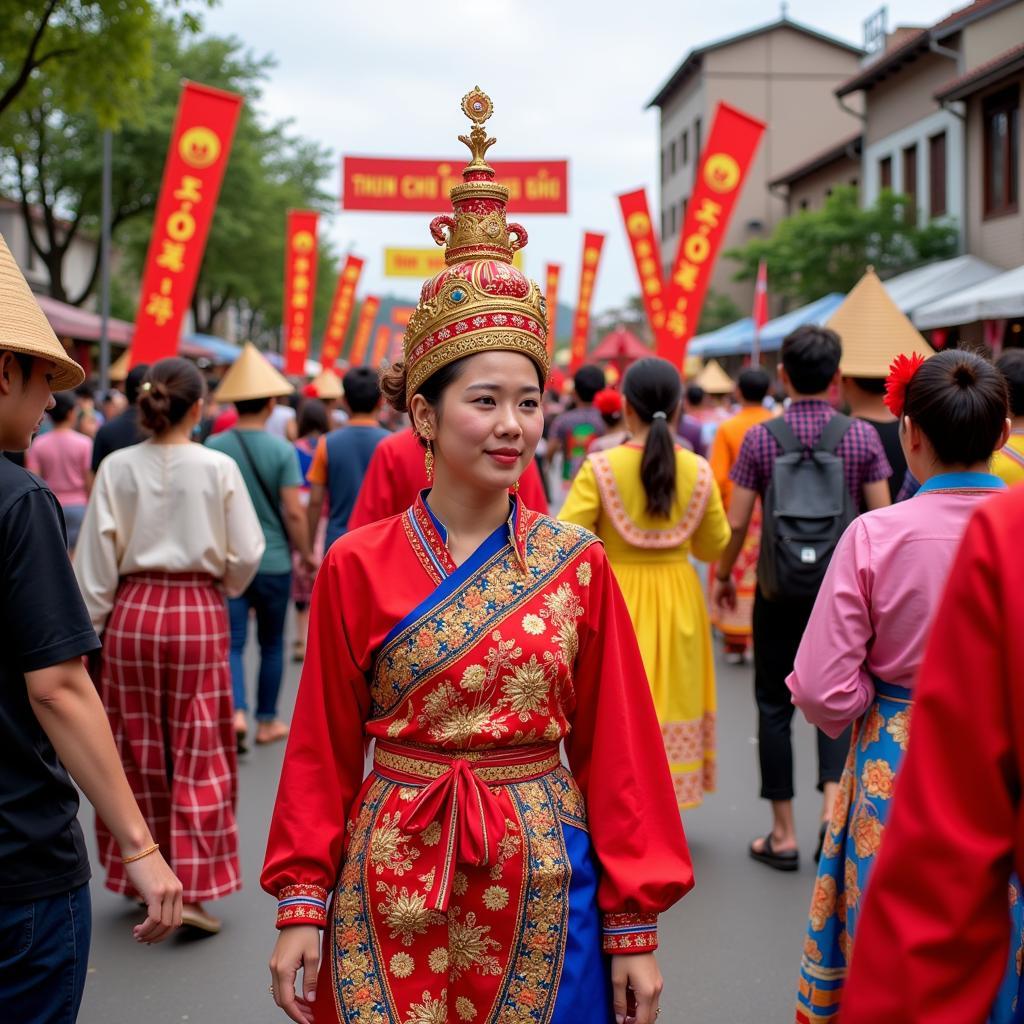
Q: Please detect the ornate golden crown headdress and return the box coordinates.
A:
[403,87,550,403]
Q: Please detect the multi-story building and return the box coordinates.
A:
[768,134,863,215]
[646,16,863,309]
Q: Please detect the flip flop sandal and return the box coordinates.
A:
[181,907,222,935]
[749,833,800,872]
[235,730,249,755]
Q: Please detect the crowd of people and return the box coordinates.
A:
[5,92,1024,1024]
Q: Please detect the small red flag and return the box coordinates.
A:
[752,259,769,331]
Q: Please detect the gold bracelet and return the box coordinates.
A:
[121,842,160,864]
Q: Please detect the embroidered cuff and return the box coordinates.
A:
[276,884,329,928]
[602,912,659,953]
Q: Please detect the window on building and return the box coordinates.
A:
[661,210,666,241]
[850,177,859,189]
[984,86,1020,218]
[879,155,892,190]
[682,129,689,165]
[695,118,703,160]
[929,131,947,218]
[902,144,918,224]
[799,198,810,211]
[680,197,688,228]
[670,203,677,236]
[661,148,667,181]
[670,140,677,176]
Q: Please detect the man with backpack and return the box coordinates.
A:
[712,325,891,872]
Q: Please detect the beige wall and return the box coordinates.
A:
[963,71,1024,269]
[961,2,1024,71]
[864,51,961,146]
[785,153,861,213]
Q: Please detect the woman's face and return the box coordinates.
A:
[415,351,544,495]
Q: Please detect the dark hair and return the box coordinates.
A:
[125,363,150,405]
[380,354,545,419]
[297,398,329,438]
[623,357,682,518]
[1,351,35,389]
[851,376,887,396]
[997,350,1024,417]
[234,396,274,416]
[573,364,606,403]
[781,325,842,394]
[50,391,76,424]
[904,349,1008,465]
[138,357,205,434]
[738,368,771,403]
[74,382,95,401]
[685,384,705,407]
[344,365,382,414]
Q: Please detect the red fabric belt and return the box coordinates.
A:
[373,740,560,911]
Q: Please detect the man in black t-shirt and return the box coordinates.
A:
[90,362,149,471]
[0,233,182,1023]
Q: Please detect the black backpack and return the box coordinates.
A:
[757,414,856,602]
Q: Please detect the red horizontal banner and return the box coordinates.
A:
[343,157,568,214]
[130,82,242,367]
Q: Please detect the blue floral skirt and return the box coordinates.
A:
[795,681,1024,1022]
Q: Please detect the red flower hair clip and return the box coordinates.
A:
[883,352,927,418]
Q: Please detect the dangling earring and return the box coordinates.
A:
[422,433,434,483]
[512,479,520,495]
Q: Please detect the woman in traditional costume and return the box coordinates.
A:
[262,90,691,1024]
[787,349,1023,1023]
[75,357,264,934]
[559,357,730,809]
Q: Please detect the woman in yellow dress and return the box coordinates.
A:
[560,357,731,808]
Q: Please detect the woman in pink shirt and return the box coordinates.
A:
[787,349,1022,1023]
[27,390,93,551]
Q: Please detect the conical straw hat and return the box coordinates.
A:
[214,342,294,402]
[310,368,343,401]
[696,359,734,395]
[829,267,933,378]
[108,348,131,383]
[0,232,84,391]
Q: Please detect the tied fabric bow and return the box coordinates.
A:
[402,759,509,912]
[883,352,927,418]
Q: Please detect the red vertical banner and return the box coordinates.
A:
[569,233,605,372]
[283,210,319,376]
[320,254,363,370]
[660,103,765,367]
[618,189,668,346]
[370,325,391,367]
[348,296,380,365]
[130,82,243,367]
[544,263,560,356]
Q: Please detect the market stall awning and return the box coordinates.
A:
[35,293,135,345]
[590,326,651,362]
[914,264,1024,329]
[882,255,1002,316]
[688,317,754,358]
[184,333,243,364]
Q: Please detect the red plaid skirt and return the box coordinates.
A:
[96,572,241,902]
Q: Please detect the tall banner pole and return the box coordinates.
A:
[348,296,380,365]
[320,254,363,370]
[283,210,319,376]
[660,103,765,368]
[569,233,605,373]
[544,263,560,357]
[618,188,668,348]
[129,82,243,367]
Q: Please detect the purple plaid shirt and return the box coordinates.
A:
[730,399,892,511]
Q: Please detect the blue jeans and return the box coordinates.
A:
[228,571,292,721]
[0,883,91,1023]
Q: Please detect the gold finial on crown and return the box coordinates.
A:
[459,86,496,173]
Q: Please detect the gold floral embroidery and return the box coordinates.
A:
[447,907,502,978]
[376,882,443,946]
[460,664,486,691]
[452,872,469,897]
[861,759,896,800]
[886,708,911,750]
[455,995,478,1020]
[502,656,549,720]
[576,561,592,587]
[421,822,442,847]
[370,813,420,876]
[387,701,415,739]
[482,885,510,911]
[521,613,546,635]
[403,988,448,1024]
[390,952,415,978]
[427,947,449,974]
[418,868,436,894]
[541,583,583,668]
[809,875,837,931]
[489,821,522,881]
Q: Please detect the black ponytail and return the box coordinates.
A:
[623,357,683,518]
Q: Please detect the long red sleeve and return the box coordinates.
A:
[842,490,1024,1021]
[565,543,694,952]
[261,541,372,926]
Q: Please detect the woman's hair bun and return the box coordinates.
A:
[137,357,205,435]
[953,364,976,387]
[379,360,409,413]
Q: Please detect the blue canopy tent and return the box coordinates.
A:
[184,334,242,364]
[688,317,754,358]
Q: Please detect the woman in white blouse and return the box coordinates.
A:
[75,357,264,935]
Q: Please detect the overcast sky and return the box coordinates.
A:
[203,0,957,314]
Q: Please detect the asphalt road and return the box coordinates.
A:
[78,624,823,1024]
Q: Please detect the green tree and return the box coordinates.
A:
[697,289,743,333]
[725,186,958,306]
[0,0,211,127]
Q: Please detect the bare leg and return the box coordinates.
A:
[751,798,798,854]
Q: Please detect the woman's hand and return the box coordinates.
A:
[124,849,183,944]
[611,952,663,1024]
[270,925,321,1024]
